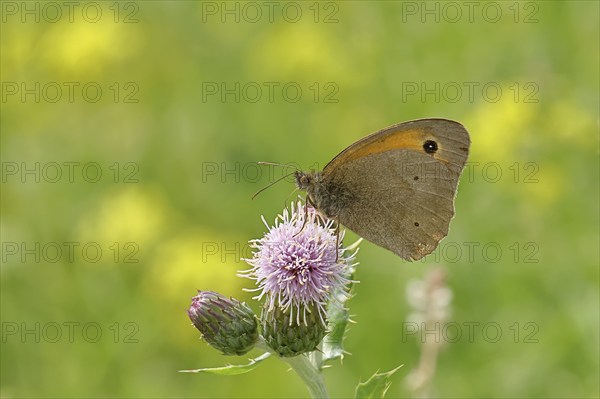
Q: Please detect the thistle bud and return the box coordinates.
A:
[260,301,327,357]
[188,291,258,356]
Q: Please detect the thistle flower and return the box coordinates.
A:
[187,291,258,356]
[240,201,356,327]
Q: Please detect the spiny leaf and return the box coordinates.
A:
[322,299,352,363]
[321,239,361,366]
[354,365,403,399]
[178,352,271,375]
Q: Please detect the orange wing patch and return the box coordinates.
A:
[333,128,449,166]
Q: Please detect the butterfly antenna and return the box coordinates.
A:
[257,161,299,169]
[251,171,296,199]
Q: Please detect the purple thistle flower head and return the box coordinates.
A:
[240,201,357,326]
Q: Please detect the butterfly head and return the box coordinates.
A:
[295,171,333,216]
[294,171,318,191]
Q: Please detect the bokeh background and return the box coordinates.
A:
[1,1,598,398]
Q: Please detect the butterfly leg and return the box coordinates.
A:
[293,196,312,237]
[334,219,341,262]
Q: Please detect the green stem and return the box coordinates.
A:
[257,339,328,398]
[281,354,329,398]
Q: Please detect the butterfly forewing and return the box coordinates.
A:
[317,119,470,260]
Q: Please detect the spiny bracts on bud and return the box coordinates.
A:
[188,291,258,356]
[260,301,327,357]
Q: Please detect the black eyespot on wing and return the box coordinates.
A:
[414,222,420,227]
[413,176,419,181]
[423,140,438,154]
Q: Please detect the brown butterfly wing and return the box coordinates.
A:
[318,119,470,261]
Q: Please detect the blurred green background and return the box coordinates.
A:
[1,1,598,398]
